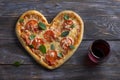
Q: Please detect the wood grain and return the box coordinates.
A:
[0,0,120,80]
[0,41,120,66]
[0,0,120,39]
[0,16,120,39]
[0,65,120,80]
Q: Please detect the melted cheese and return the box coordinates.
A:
[68,19,79,40]
[19,13,81,64]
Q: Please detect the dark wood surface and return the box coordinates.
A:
[0,0,120,80]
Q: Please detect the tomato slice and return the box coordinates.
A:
[62,20,73,27]
[25,20,39,33]
[44,30,55,42]
[32,38,44,49]
[60,37,74,50]
[45,50,57,65]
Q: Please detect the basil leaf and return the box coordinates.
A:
[29,45,34,48]
[38,22,46,30]
[29,34,35,40]
[61,31,69,37]
[51,44,55,50]
[64,14,69,20]
[39,45,46,54]
[19,18,24,23]
[57,53,63,58]
[69,45,75,49]
[13,61,21,67]
[70,24,75,28]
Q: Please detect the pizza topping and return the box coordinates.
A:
[39,44,46,54]
[61,31,69,37]
[32,38,44,49]
[60,37,74,50]
[29,34,36,40]
[64,14,69,20]
[63,14,75,31]
[63,20,73,27]
[62,20,74,31]
[57,52,63,58]
[70,24,75,28]
[69,45,75,50]
[38,22,46,30]
[21,32,31,45]
[66,20,73,25]
[50,28,61,38]
[19,18,24,23]
[51,44,55,50]
[28,45,34,48]
[45,50,57,65]
[25,20,39,33]
[44,30,55,42]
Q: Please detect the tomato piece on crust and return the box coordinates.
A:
[62,20,73,27]
[32,38,44,49]
[45,50,57,65]
[60,37,74,50]
[44,30,55,42]
[25,20,39,33]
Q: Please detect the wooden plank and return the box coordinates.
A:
[0,0,120,39]
[0,15,120,40]
[0,0,120,16]
[0,64,119,80]
[0,40,120,66]
[0,0,120,80]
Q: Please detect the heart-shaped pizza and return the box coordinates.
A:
[16,10,84,69]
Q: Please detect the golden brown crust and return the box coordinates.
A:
[16,10,84,70]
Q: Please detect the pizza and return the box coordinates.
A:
[16,10,84,69]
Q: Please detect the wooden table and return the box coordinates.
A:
[0,0,120,80]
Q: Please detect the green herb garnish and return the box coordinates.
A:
[38,22,46,30]
[13,61,21,67]
[51,44,55,50]
[57,53,63,58]
[61,31,69,37]
[29,45,34,48]
[69,45,75,49]
[70,24,75,28]
[19,18,24,23]
[29,34,35,40]
[39,45,46,54]
[64,14,69,20]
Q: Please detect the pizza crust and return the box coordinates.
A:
[16,10,84,69]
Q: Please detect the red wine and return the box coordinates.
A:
[92,48,105,58]
[88,39,110,63]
